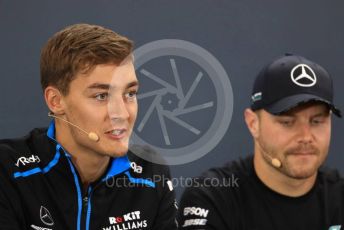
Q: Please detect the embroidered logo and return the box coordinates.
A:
[40,206,54,226]
[15,155,40,167]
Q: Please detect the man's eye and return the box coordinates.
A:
[278,120,294,126]
[95,93,108,101]
[125,91,137,101]
[311,118,324,125]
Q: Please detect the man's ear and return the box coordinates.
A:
[244,108,260,139]
[44,86,66,115]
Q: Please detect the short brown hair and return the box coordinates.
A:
[40,23,133,95]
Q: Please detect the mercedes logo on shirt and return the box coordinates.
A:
[40,206,54,226]
[290,64,317,87]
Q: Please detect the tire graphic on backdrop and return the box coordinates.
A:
[129,39,233,165]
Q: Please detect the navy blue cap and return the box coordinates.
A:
[251,54,341,117]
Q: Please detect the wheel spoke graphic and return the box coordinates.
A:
[157,105,171,145]
[170,59,184,98]
[138,63,212,143]
[137,96,161,132]
[163,111,201,135]
[137,89,166,100]
[174,102,214,116]
[140,69,177,92]
[130,39,233,165]
[179,71,203,109]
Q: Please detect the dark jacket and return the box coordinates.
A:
[0,121,177,230]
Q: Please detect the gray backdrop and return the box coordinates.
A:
[1,0,343,199]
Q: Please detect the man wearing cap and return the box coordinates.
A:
[177,54,343,230]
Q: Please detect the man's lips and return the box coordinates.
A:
[287,148,318,156]
[105,127,127,133]
[289,152,315,156]
[286,145,318,156]
[105,129,127,139]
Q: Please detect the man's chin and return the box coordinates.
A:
[284,159,319,179]
[108,151,127,158]
[94,139,130,157]
[105,145,129,158]
[286,169,317,180]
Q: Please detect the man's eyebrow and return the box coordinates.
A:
[276,112,295,118]
[311,111,330,118]
[126,81,139,88]
[86,81,139,91]
[277,111,330,119]
[86,83,110,90]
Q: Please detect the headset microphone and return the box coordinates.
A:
[48,112,99,142]
[271,158,282,168]
[258,142,282,168]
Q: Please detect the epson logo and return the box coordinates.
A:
[15,155,41,167]
[183,207,209,218]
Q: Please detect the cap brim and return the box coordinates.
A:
[265,94,342,117]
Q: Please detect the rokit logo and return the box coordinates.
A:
[15,155,40,167]
[103,211,148,230]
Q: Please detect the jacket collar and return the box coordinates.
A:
[46,120,131,179]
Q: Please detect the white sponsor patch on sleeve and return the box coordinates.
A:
[182,218,207,227]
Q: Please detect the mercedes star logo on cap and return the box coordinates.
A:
[290,64,317,87]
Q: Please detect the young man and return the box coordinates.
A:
[178,54,344,230]
[0,24,177,230]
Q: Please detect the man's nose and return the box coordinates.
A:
[108,96,129,120]
[297,123,314,144]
